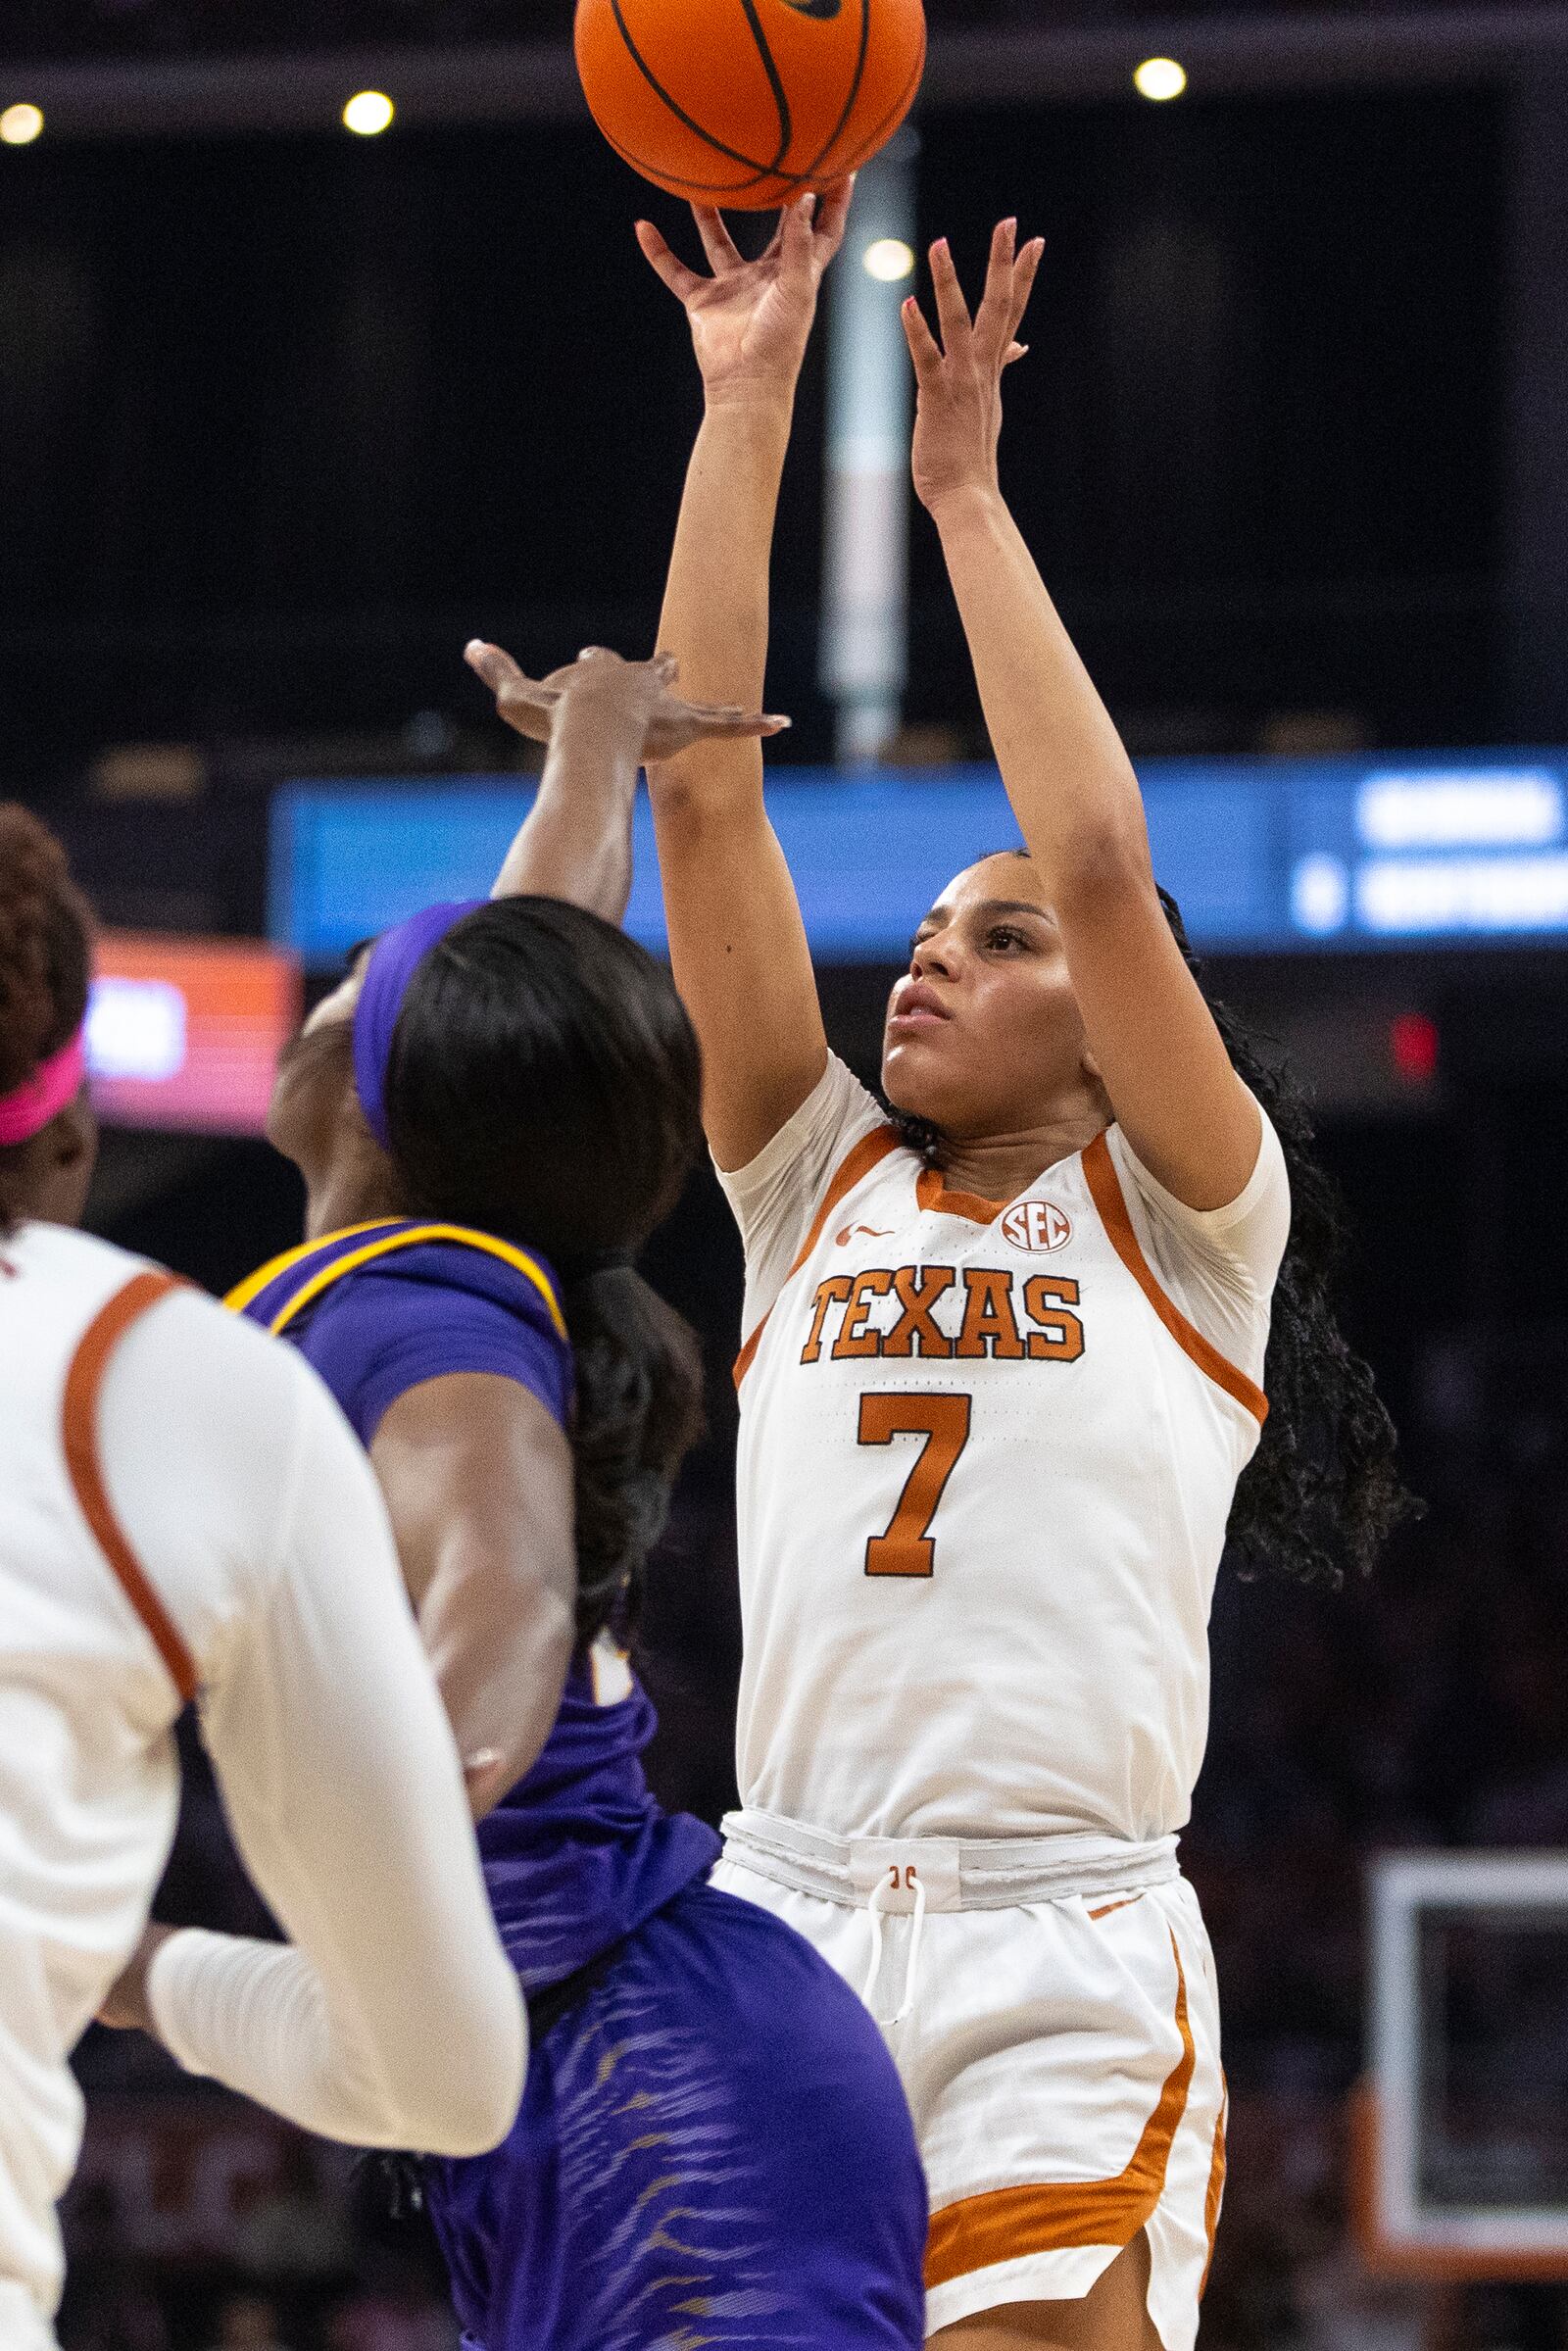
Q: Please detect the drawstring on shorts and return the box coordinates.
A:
[862,1866,928,2028]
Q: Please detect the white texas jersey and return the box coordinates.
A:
[1,1221,523,2351]
[719,1055,1290,1849]
[0,1226,193,2347]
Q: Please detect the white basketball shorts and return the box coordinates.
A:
[710,1848,1227,2343]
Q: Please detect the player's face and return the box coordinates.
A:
[265,955,365,1173]
[882,855,1097,1139]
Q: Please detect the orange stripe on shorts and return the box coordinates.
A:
[924,1935,1195,2290]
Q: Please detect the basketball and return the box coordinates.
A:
[574,0,927,211]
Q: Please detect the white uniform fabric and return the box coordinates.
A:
[713,1055,1286,2340]
[0,1221,525,2350]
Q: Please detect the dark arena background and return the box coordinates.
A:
[6,4,1568,2347]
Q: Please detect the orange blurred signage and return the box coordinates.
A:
[87,933,301,1135]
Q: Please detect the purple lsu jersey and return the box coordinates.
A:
[226,1218,927,2347]
[226,1219,720,1987]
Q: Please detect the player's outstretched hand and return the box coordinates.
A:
[635,179,854,409]
[466,641,790,764]
[903,218,1045,518]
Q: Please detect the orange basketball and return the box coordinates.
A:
[574,0,927,212]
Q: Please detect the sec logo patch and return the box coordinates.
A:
[1002,1200,1072,1253]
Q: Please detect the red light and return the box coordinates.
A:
[1389,1012,1440,1084]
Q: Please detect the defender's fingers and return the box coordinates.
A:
[465,640,529,695]
[635,219,705,305]
[694,710,793,737]
[1003,340,1030,368]
[692,205,745,275]
[928,237,973,349]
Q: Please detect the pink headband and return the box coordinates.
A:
[0,1030,87,1148]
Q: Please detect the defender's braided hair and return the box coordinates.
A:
[888,878,1419,1586]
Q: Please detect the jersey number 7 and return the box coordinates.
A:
[858,1393,972,1577]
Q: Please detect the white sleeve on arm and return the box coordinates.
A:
[715,1052,887,1335]
[98,1300,525,2156]
[1105,1091,1292,1391]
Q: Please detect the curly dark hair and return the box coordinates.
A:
[888,878,1419,1587]
[0,804,94,1232]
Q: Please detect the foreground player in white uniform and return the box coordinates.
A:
[639,199,1412,2347]
[0,805,526,2351]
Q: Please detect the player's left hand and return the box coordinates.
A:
[466,641,790,762]
[903,218,1044,517]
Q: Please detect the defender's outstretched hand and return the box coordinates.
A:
[903,219,1044,517]
[466,642,789,764]
[636,181,854,408]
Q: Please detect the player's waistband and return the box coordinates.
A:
[719,1808,1181,1915]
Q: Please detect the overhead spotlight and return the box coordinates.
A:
[0,103,45,146]
[863,237,916,284]
[1134,57,1188,102]
[343,90,395,137]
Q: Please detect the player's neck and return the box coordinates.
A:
[935,1103,1109,1206]
[303,1155,407,1243]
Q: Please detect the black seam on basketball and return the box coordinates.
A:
[737,0,796,174]
[600,114,806,198]
[607,0,779,177]
[800,0,871,184]
[829,27,923,178]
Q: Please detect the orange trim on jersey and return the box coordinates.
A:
[733,1123,902,1390]
[62,1269,199,1704]
[1081,1131,1268,1426]
[915,1167,1006,1225]
[1200,2082,1228,2298]
[924,1936,1195,2290]
[1088,1894,1145,1923]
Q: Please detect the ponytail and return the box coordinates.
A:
[562,1264,706,1644]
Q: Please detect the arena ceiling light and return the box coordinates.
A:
[1133,57,1187,102]
[342,89,395,136]
[863,237,916,283]
[0,102,45,145]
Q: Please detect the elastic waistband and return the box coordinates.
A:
[719,1809,1181,1915]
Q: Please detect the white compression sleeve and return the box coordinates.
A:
[99,1298,525,2156]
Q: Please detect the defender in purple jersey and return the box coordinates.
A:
[226,651,928,2346]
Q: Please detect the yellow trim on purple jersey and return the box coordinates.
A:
[224,1221,568,1342]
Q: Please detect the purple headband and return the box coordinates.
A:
[352,900,485,1150]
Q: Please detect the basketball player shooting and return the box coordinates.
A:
[641,198,1412,2351]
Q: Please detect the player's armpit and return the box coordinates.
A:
[371,1371,577,1818]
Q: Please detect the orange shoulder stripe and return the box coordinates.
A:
[733,1123,902,1391]
[1082,1131,1268,1426]
[63,1270,200,1704]
[924,1936,1195,2289]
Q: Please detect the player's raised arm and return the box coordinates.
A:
[905,222,1263,1211]
[465,643,786,922]
[639,187,851,1171]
